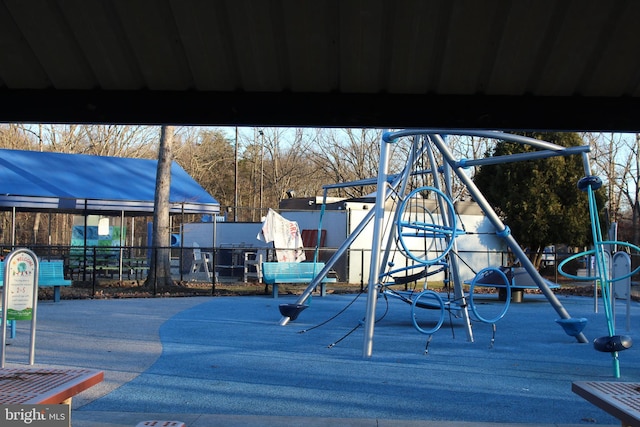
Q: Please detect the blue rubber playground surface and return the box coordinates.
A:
[5,290,637,426]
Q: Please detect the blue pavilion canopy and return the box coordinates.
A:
[0,149,219,215]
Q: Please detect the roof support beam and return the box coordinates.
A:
[1,90,639,132]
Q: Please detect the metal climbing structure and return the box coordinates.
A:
[279,129,633,376]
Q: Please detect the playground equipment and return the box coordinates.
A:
[557,172,636,378]
[375,181,511,343]
[278,129,634,375]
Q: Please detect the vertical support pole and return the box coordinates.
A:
[83,204,88,282]
[2,262,6,367]
[378,137,417,282]
[11,207,15,248]
[427,137,474,342]
[212,214,217,294]
[119,210,124,281]
[362,132,392,358]
[234,126,239,222]
[29,261,38,366]
[313,189,329,264]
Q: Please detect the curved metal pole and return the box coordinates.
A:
[386,129,568,152]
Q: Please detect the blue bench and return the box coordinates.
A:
[0,260,72,303]
[38,261,73,302]
[262,262,337,298]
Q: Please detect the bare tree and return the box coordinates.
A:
[14,124,157,157]
[447,135,497,198]
[632,134,640,244]
[615,134,640,244]
[173,127,235,213]
[146,125,174,288]
[264,128,316,200]
[582,133,639,243]
[308,129,383,198]
[1,124,39,149]
[33,124,85,153]
[78,125,157,157]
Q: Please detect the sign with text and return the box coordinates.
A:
[6,252,37,320]
[1,404,69,426]
[1,248,39,367]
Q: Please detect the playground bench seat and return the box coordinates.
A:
[38,260,73,302]
[262,262,337,298]
[465,266,560,302]
[572,381,640,427]
[0,260,72,303]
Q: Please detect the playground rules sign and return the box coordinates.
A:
[6,251,37,320]
[1,248,39,367]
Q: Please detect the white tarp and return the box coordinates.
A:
[257,209,306,262]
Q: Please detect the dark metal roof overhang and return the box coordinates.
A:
[2,90,639,132]
[0,1,640,132]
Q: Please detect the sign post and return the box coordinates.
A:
[1,248,39,367]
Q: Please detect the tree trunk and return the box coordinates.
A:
[33,212,40,244]
[146,125,174,288]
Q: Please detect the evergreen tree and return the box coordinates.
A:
[473,132,604,268]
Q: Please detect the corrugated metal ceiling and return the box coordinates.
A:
[0,0,639,130]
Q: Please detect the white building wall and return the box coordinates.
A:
[182,222,270,249]
[179,204,507,285]
[345,208,505,285]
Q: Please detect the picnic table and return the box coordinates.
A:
[572,381,640,427]
[0,367,103,404]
